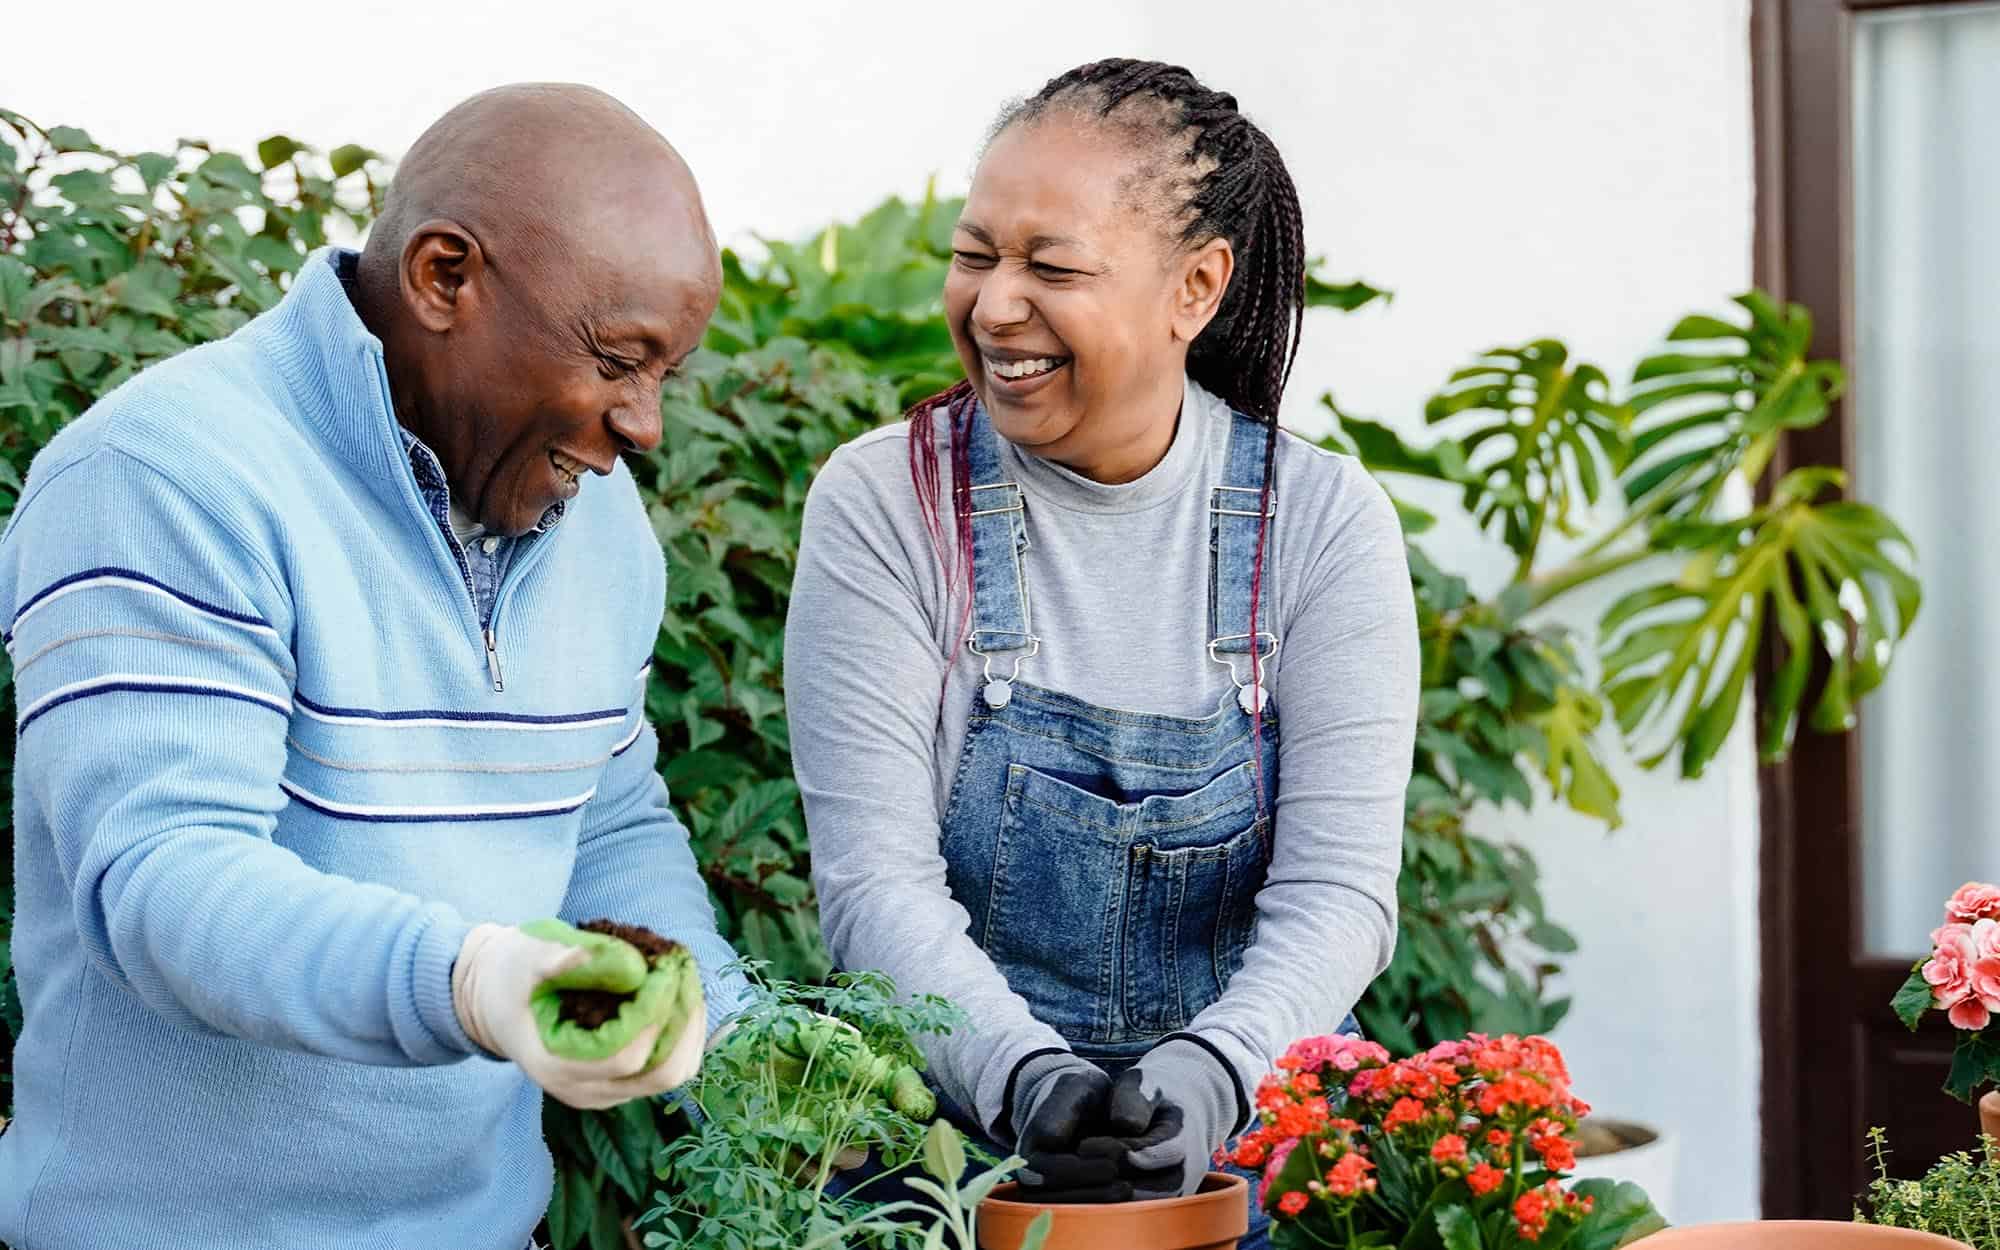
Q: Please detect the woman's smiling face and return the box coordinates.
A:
[944,118,1224,480]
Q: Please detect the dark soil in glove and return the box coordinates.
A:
[558,918,684,1029]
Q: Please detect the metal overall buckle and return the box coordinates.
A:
[968,636,1040,709]
[1209,632,1279,715]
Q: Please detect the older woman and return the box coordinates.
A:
[786,58,1418,1246]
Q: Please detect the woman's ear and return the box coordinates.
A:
[1171,237,1234,345]
[399,220,485,334]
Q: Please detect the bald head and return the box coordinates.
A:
[364,83,714,300]
[352,83,722,536]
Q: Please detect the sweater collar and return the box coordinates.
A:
[249,247,566,535]
[247,247,419,519]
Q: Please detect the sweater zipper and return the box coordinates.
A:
[482,528,557,693]
[483,627,504,691]
[370,364,541,694]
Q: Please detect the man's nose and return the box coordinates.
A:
[608,394,663,455]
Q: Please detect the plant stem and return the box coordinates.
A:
[1523,547,1656,614]
[1579,445,1727,562]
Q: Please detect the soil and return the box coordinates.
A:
[555,918,685,1029]
[1574,1118,1658,1159]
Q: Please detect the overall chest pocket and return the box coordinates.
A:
[976,759,1271,1046]
[1117,762,1269,1035]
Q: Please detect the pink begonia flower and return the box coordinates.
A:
[1967,920,2000,1015]
[1946,882,2000,924]
[1934,920,1975,952]
[1927,921,2000,1029]
[1950,997,1993,1031]
[1927,924,1976,1008]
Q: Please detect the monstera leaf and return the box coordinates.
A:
[1624,292,1842,522]
[1425,341,1630,563]
[1534,682,1623,829]
[1600,467,1920,775]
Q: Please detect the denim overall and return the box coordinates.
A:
[926,403,1309,1248]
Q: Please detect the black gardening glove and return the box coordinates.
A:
[1106,1038,1243,1199]
[1006,1051,1133,1204]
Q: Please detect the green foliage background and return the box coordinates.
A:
[0,114,1919,1246]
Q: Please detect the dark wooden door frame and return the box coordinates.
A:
[1754,0,1992,1217]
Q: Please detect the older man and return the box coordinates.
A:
[0,85,747,1249]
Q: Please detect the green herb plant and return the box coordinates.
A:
[1856,1127,2000,1248]
[637,967,978,1250]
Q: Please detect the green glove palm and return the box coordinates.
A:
[521,918,703,1068]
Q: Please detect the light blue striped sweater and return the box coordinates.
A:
[0,249,748,1250]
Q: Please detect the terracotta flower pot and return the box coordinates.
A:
[1980,1090,2000,1145]
[1633,1220,1970,1248]
[977,1172,1249,1250]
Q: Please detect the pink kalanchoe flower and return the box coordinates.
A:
[1283,1034,1341,1073]
[1258,1137,1298,1206]
[1946,882,2000,924]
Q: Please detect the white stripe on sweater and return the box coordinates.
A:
[278,778,598,819]
[611,717,646,756]
[9,575,280,645]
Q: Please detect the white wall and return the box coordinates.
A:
[5,0,1761,1223]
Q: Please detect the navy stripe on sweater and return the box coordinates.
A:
[293,691,625,726]
[7,566,272,643]
[19,678,291,734]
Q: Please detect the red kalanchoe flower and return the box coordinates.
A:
[1486,1128,1512,1151]
[1277,1190,1309,1217]
[1274,1096,1331,1139]
[1532,1131,1577,1173]
[1467,1163,1505,1196]
[1431,1134,1469,1168]
[1231,1137,1268,1169]
[1383,1096,1426,1132]
[1256,1078,1290,1113]
[1325,1150,1377,1198]
[1293,1071,1322,1094]
[1514,1189,1552,1241]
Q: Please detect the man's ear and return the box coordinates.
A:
[1171,236,1234,345]
[399,221,485,334]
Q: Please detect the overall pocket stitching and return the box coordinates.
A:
[979,719,1257,772]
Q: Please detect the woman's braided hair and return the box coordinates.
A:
[911,60,1308,729]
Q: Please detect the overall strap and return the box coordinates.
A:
[962,404,1037,702]
[1209,412,1278,712]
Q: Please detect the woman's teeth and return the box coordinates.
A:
[988,356,1063,380]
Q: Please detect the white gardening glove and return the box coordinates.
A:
[451,922,707,1109]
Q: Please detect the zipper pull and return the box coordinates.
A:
[484,627,505,692]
